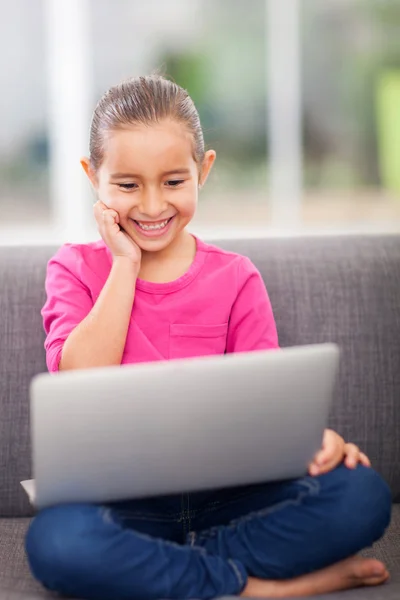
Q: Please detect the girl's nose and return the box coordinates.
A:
[138,190,168,219]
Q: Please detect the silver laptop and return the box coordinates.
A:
[26,344,339,509]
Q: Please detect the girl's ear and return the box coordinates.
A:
[80,157,98,189]
[199,150,216,188]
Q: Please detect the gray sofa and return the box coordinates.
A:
[0,235,400,600]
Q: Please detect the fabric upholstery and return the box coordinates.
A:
[0,247,52,518]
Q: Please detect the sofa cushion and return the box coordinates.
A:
[0,247,55,518]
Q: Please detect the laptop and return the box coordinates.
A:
[23,343,339,509]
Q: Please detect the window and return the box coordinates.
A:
[0,0,49,240]
[1,0,399,245]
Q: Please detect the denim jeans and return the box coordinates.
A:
[26,464,391,600]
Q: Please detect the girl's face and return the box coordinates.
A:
[82,119,215,254]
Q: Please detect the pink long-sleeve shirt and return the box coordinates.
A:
[42,237,279,372]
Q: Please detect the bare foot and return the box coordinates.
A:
[241,556,389,598]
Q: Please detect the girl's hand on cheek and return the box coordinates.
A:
[94,201,141,268]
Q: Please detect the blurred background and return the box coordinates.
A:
[1,0,400,244]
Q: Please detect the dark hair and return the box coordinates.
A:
[89,75,204,170]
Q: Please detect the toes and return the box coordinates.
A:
[363,573,390,587]
[353,558,388,584]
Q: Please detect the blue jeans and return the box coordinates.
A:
[26,465,391,600]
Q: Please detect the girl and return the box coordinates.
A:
[26,75,391,600]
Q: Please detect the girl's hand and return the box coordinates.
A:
[308,429,371,476]
[94,201,141,267]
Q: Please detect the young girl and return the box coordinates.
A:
[26,75,391,600]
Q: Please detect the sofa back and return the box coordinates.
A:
[1,235,399,517]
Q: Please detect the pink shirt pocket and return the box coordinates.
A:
[169,323,228,359]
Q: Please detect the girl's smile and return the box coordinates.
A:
[131,215,176,237]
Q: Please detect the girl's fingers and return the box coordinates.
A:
[96,200,109,211]
[309,458,338,477]
[310,430,342,475]
[309,462,321,476]
[310,434,371,476]
[314,433,338,466]
[359,452,371,467]
[344,443,360,469]
[94,200,106,213]
[312,449,328,466]
[102,208,118,220]
[323,429,344,463]
[93,201,119,226]
[94,200,116,218]
[102,211,116,226]
[93,201,106,224]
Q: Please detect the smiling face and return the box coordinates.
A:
[82,119,215,255]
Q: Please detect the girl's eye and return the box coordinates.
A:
[165,180,184,187]
[118,183,138,190]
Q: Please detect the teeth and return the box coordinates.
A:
[136,219,170,231]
